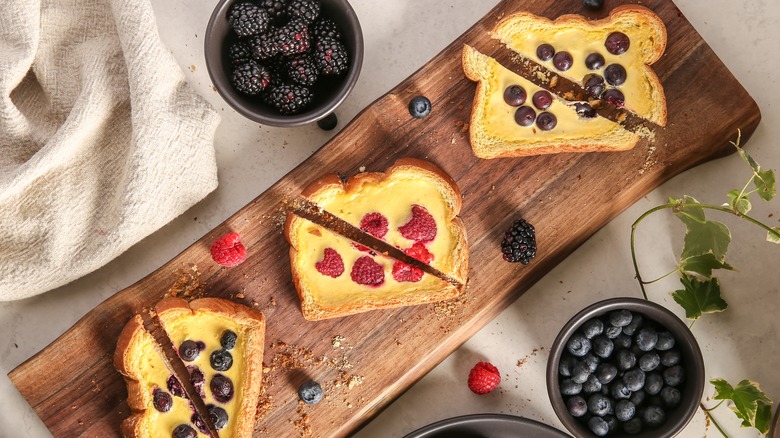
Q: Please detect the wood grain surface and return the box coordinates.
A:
[9,0,760,436]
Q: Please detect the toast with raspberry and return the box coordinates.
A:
[114,297,265,438]
[284,158,468,320]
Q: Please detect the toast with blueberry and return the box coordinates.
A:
[284,158,468,320]
[463,5,666,158]
[114,297,265,438]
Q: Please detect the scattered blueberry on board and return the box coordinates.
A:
[408,96,432,119]
[317,112,338,130]
[558,309,686,435]
[298,380,324,404]
[583,0,605,10]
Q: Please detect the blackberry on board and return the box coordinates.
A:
[286,54,319,86]
[275,18,311,56]
[313,36,349,75]
[501,219,536,264]
[257,0,289,24]
[231,60,272,95]
[228,2,270,37]
[264,83,313,114]
[311,18,343,42]
[286,0,320,24]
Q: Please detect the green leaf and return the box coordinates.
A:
[670,196,705,223]
[711,378,773,434]
[768,227,780,244]
[755,168,776,202]
[726,189,752,215]
[680,219,731,262]
[671,275,728,320]
[679,253,734,279]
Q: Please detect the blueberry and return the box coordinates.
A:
[152,389,172,412]
[604,64,627,86]
[595,363,618,384]
[623,368,646,392]
[583,0,604,10]
[536,112,557,131]
[220,330,238,350]
[645,372,663,395]
[552,51,573,71]
[574,102,597,119]
[604,325,622,339]
[616,349,637,370]
[571,362,591,384]
[210,349,233,371]
[639,352,661,372]
[587,416,609,437]
[567,395,588,417]
[609,310,633,327]
[210,374,234,403]
[581,318,604,339]
[641,405,667,427]
[663,365,686,387]
[584,52,605,70]
[610,381,631,400]
[178,340,200,361]
[582,374,603,394]
[504,85,527,107]
[317,113,338,131]
[514,106,536,127]
[621,313,643,336]
[566,332,591,357]
[408,96,431,118]
[172,424,197,438]
[592,335,614,359]
[604,415,619,433]
[660,349,681,367]
[602,89,625,107]
[635,327,658,351]
[208,405,229,429]
[559,355,578,377]
[613,333,632,350]
[560,378,583,396]
[655,331,676,351]
[623,417,643,434]
[660,386,681,408]
[605,32,631,56]
[582,354,600,373]
[532,90,553,110]
[536,43,555,62]
[167,375,187,399]
[588,393,612,416]
[298,380,324,404]
[615,399,636,422]
[629,389,646,406]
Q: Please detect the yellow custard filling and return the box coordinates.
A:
[133,313,246,437]
[493,10,665,123]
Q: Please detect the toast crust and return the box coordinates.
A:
[285,158,468,320]
[114,298,266,438]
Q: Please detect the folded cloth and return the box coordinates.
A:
[0,0,220,300]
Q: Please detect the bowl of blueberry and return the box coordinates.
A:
[204,0,363,127]
[546,297,704,437]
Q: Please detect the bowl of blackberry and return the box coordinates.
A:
[205,0,363,127]
[547,298,705,437]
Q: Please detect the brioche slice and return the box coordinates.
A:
[493,5,667,125]
[115,297,266,438]
[463,44,639,158]
[285,158,468,320]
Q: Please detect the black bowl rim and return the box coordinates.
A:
[204,0,364,127]
[546,297,705,438]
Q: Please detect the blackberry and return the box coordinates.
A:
[286,54,319,86]
[228,2,270,37]
[275,19,311,56]
[286,0,320,23]
[313,36,349,75]
[248,32,279,60]
[257,0,288,24]
[263,56,287,85]
[500,219,536,264]
[311,18,343,42]
[264,83,313,115]
[227,40,252,66]
[231,60,271,95]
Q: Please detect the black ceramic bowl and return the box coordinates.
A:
[547,298,704,438]
[204,0,363,126]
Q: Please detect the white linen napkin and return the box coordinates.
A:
[0,0,220,300]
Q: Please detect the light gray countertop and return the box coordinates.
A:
[1,0,778,437]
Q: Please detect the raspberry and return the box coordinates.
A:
[398,205,437,242]
[350,256,384,286]
[392,243,434,283]
[315,248,344,278]
[210,232,247,267]
[467,362,501,395]
[359,212,388,239]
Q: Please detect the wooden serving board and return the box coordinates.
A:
[10,0,760,436]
